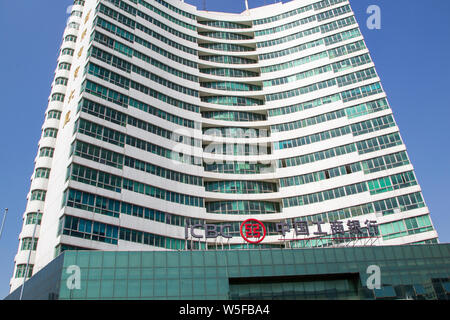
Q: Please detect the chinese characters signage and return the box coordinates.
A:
[184,219,378,243]
[276,220,378,238]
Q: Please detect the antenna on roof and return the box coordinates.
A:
[245,0,249,11]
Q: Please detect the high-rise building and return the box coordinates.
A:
[11,0,439,292]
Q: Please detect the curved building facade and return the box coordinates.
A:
[11,0,439,291]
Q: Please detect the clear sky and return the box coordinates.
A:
[0,0,449,299]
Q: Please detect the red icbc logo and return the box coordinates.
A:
[240,219,266,244]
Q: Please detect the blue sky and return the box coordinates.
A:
[0,0,449,299]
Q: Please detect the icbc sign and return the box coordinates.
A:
[240,219,266,244]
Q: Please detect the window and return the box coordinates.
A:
[61,48,74,56]
[60,215,118,244]
[15,264,33,278]
[30,190,46,201]
[199,31,252,40]
[55,77,68,86]
[356,132,402,155]
[43,128,58,138]
[71,10,82,17]
[379,215,433,240]
[202,111,266,122]
[201,96,263,106]
[200,82,261,92]
[39,147,54,158]
[64,35,77,42]
[257,25,320,48]
[68,22,80,30]
[58,62,71,71]
[253,2,313,25]
[205,181,277,194]
[26,212,43,225]
[275,125,351,150]
[206,201,280,215]
[68,163,203,207]
[200,68,259,78]
[283,181,370,208]
[47,110,62,120]
[198,20,250,29]
[200,55,256,65]
[35,168,51,179]
[21,237,38,251]
[51,93,65,102]
[269,93,341,117]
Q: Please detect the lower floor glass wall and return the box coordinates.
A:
[6,244,449,300]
